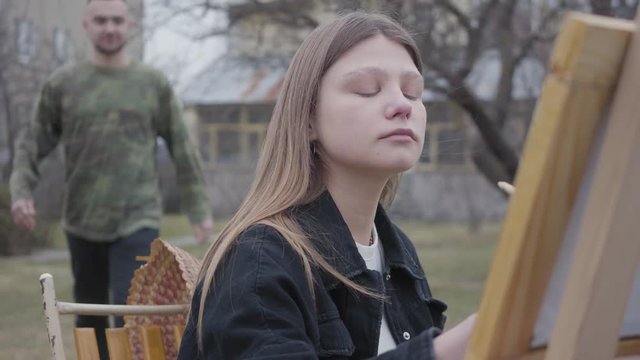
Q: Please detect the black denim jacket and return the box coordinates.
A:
[178,192,447,359]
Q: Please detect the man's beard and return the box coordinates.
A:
[94,41,126,56]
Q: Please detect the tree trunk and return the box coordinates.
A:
[447,83,520,182]
[471,141,512,195]
[0,76,13,183]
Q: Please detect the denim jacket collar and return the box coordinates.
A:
[294,191,425,290]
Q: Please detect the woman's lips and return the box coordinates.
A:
[380,128,417,141]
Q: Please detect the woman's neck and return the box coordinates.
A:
[325,169,387,246]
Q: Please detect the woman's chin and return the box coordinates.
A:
[377,159,419,175]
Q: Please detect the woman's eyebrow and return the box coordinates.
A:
[343,67,387,80]
[343,67,422,82]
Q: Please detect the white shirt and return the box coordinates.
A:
[355,226,397,354]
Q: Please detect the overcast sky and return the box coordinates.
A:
[143,0,227,91]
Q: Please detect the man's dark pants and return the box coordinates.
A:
[66,227,158,359]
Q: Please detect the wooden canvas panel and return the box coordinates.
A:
[544,7,640,358]
[622,271,640,339]
[532,124,640,348]
[465,12,637,360]
[531,120,608,348]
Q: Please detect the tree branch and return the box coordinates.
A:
[434,0,472,33]
[230,0,318,28]
[513,8,560,67]
[456,0,502,79]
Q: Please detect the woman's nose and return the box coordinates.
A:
[385,90,412,120]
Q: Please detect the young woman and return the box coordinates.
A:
[178,12,475,360]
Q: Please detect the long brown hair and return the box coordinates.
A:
[196,11,423,341]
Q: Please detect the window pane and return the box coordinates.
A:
[217,130,240,164]
[425,102,450,123]
[199,105,241,123]
[437,128,466,165]
[198,131,211,163]
[248,132,261,162]
[53,28,73,65]
[248,104,273,123]
[15,19,37,64]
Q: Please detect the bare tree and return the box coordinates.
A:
[0,1,14,182]
[384,0,566,184]
[0,0,83,183]
[590,0,639,17]
[0,1,60,254]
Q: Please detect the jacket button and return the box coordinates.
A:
[403,331,411,340]
[385,274,391,281]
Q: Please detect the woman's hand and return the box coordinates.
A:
[433,313,477,360]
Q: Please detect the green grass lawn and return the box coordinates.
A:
[0,258,75,360]
[0,218,500,359]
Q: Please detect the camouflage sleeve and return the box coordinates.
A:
[157,79,212,223]
[9,80,62,203]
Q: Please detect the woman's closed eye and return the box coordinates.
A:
[355,89,380,97]
[402,77,424,101]
[402,85,423,101]
[344,74,380,97]
[403,91,421,101]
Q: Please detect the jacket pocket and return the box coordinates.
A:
[426,297,448,329]
[317,316,355,358]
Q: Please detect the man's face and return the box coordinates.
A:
[83,0,132,56]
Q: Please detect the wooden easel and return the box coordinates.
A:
[465,9,640,360]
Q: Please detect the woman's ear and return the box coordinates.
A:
[309,119,318,141]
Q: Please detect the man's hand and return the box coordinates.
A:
[11,198,37,231]
[193,218,214,245]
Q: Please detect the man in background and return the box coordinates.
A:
[10,0,213,357]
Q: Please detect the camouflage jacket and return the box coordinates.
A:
[10,61,211,241]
